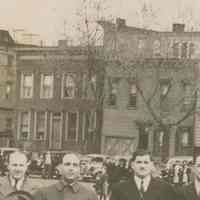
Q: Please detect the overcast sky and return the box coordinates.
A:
[1,0,200,45]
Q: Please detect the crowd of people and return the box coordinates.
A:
[0,149,200,200]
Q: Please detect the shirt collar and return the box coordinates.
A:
[8,175,26,190]
[56,179,80,193]
[134,175,151,192]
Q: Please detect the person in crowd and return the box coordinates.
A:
[34,152,98,200]
[44,151,52,179]
[110,149,179,200]
[180,155,200,200]
[0,151,38,199]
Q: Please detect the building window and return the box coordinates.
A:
[7,55,14,66]
[138,39,145,50]
[65,112,78,141]
[172,42,179,58]
[153,40,161,56]
[88,111,96,132]
[181,42,188,58]
[181,131,189,147]
[5,118,12,130]
[40,74,53,98]
[82,73,87,98]
[19,112,30,140]
[62,73,76,98]
[0,53,8,65]
[35,112,46,140]
[108,78,118,106]
[5,82,11,99]
[188,43,195,58]
[20,73,33,99]
[128,83,137,108]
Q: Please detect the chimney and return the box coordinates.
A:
[172,23,185,33]
[116,18,126,29]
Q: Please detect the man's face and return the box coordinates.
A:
[61,154,80,183]
[8,153,28,180]
[131,155,153,178]
[193,156,200,180]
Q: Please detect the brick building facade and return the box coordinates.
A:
[99,18,200,158]
[14,45,99,153]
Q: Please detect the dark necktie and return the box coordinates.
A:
[140,179,145,200]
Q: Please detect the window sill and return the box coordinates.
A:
[40,97,53,99]
[127,105,137,110]
[106,105,118,109]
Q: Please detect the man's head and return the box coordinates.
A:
[130,149,154,178]
[60,153,80,183]
[8,151,29,180]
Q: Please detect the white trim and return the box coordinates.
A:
[76,112,79,142]
[49,112,53,148]
[17,112,21,140]
[44,111,47,140]
[61,73,64,99]
[27,111,31,140]
[59,112,63,149]
[65,112,68,141]
[33,111,37,139]
[82,112,86,141]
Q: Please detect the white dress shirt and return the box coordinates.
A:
[10,176,25,191]
[134,175,151,192]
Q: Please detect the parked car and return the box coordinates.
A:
[166,156,193,169]
[82,154,109,181]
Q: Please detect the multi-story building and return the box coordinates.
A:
[14,44,99,153]
[99,18,200,158]
[0,30,16,147]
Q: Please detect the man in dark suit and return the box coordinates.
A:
[180,155,200,200]
[110,149,178,200]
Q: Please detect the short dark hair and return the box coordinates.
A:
[130,149,153,162]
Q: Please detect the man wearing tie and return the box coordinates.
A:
[110,149,178,200]
[180,155,200,200]
[0,151,37,199]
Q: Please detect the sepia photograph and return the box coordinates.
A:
[0,0,200,199]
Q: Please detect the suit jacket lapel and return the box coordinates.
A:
[126,178,143,200]
[144,178,158,200]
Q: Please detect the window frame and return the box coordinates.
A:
[18,111,31,141]
[40,73,54,99]
[34,111,47,141]
[61,73,77,99]
[20,73,34,99]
